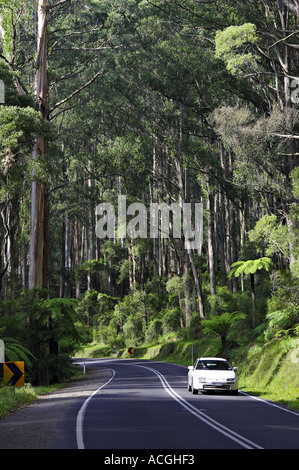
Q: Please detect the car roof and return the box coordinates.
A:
[197,357,228,361]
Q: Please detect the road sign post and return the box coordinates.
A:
[0,80,5,104]
[0,339,4,363]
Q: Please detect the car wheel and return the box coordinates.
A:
[188,381,192,392]
[192,382,198,394]
[230,389,238,396]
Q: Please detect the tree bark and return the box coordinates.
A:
[250,273,256,328]
[29,0,49,290]
[188,250,204,320]
[206,182,216,295]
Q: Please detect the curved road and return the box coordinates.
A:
[0,358,298,450]
[75,359,299,450]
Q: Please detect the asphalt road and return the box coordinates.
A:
[0,358,298,451]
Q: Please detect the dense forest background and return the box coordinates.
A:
[0,0,298,385]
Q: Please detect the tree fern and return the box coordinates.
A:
[1,337,35,369]
[228,257,274,278]
[228,257,274,327]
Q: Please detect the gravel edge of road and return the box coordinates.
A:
[0,366,112,449]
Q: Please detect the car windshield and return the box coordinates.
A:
[196,360,232,371]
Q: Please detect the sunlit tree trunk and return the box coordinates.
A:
[276,0,297,266]
[29,0,49,289]
[206,181,216,295]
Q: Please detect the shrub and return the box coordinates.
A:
[201,311,246,347]
[0,290,91,385]
[264,306,299,340]
[162,307,182,334]
[145,319,163,343]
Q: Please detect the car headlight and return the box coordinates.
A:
[198,377,207,382]
[226,378,235,383]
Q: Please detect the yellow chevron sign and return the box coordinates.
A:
[3,362,25,387]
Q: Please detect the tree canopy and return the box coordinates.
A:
[0,0,298,384]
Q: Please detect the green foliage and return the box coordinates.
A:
[267,306,298,331]
[144,277,168,318]
[270,270,299,308]
[45,298,91,355]
[145,319,163,343]
[0,104,53,202]
[76,289,119,329]
[0,291,91,385]
[123,311,146,343]
[0,0,34,60]
[0,0,298,396]
[248,215,290,258]
[207,286,239,316]
[0,383,37,418]
[0,62,33,108]
[228,257,274,278]
[162,307,182,334]
[265,306,299,341]
[215,23,258,75]
[188,313,202,340]
[113,290,146,344]
[166,275,185,296]
[201,311,246,347]
[237,338,299,411]
[0,336,35,369]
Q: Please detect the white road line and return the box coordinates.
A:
[137,365,263,450]
[76,368,116,449]
[143,361,299,417]
[76,361,297,449]
[239,391,299,417]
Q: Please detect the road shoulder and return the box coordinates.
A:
[0,367,111,449]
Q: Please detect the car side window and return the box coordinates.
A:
[196,361,206,369]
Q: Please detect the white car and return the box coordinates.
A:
[187,357,238,395]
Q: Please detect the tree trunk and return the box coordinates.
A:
[188,251,204,320]
[74,220,81,299]
[206,182,216,295]
[29,0,49,290]
[64,213,71,296]
[29,180,48,289]
[59,219,65,298]
[250,273,256,328]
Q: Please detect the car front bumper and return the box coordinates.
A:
[197,381,238,392]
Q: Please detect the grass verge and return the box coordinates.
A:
[0,369,85,418]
